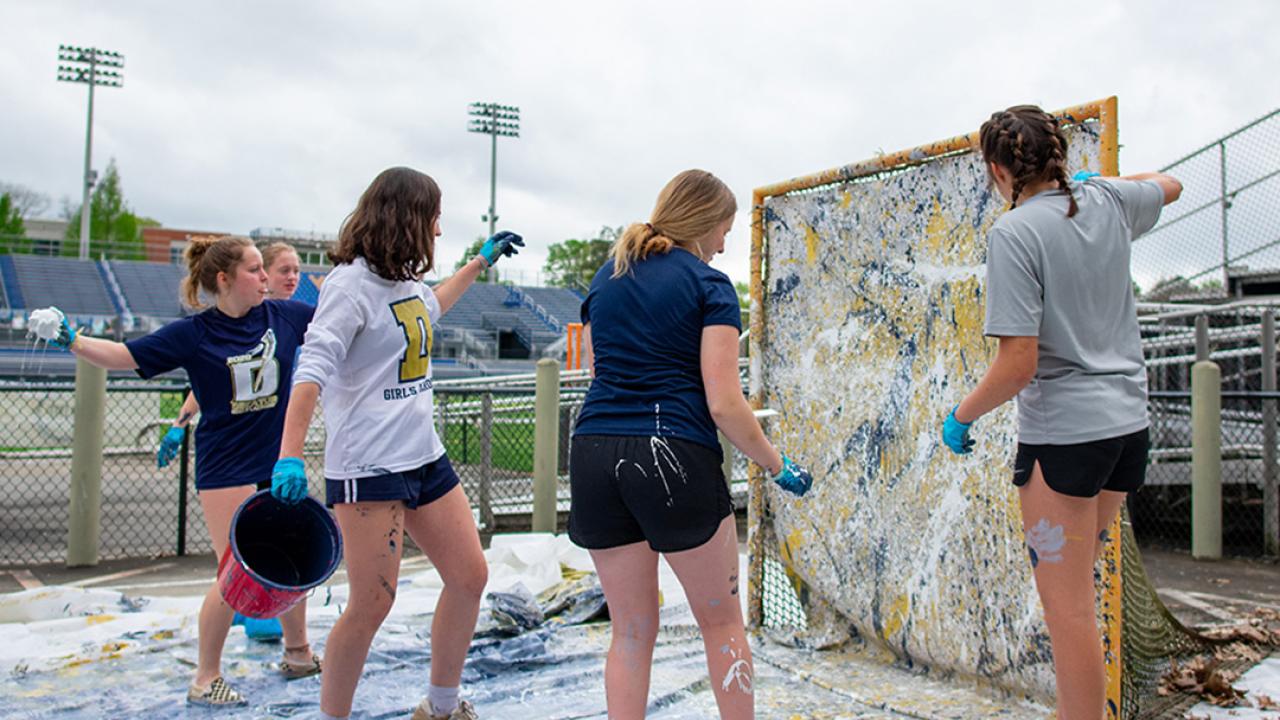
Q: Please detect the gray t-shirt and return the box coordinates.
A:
[983,178,1164,444]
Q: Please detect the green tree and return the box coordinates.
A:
[543,226,619,289]
[0,193,28,254]
[454,236,495,282]
[62,159,156,260]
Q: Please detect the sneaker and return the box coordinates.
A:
[280,645,323,680]
[411,698,479,720]
[243,616,283,642]
[187,676,248,707]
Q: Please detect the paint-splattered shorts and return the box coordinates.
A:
[1012,427,1149,498]
[324,454,459,509]
[568,434,732,553]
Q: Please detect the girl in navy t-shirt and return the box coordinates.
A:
[47,235,319,707]
[569,169,812,720]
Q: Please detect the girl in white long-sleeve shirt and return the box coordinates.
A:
[273,166,524,720]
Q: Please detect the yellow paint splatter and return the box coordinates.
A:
[803,225,820,266]
[882,594,911,637]
[840,191,852,209]
[84,614,115,626]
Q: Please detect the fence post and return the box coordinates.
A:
[1191,360,1222,560]
[1195,314,1210,362]
[532,358,560,533]
[67,357,106,567]
[1262,310,1278,557]
[177,410,191,557]
[479,392,495,533]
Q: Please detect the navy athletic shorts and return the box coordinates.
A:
[325,454,460,509]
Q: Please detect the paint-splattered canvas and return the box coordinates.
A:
[756,123,1103,700]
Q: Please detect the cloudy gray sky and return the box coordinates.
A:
[3,1,1278,287]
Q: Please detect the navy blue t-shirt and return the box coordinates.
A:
[126,300,315,490]
[573,249,742,453]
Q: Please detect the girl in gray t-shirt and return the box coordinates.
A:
[939,104,1181,718]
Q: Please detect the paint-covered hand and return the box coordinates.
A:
[1072,171,1100,183]
[771,455,812,496]
[479,230,524,267]
[156,426,185,468]
[942,405,974,454]
[271,457,308,505]
[30,306,78,349]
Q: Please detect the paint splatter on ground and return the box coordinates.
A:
[0,537,1056,718]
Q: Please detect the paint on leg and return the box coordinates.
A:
[1025,518,1066,568]
[719,636,753,695]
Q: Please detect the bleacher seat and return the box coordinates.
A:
[522,287,584,327]
[108,260,187,318]
[8,256,114,315]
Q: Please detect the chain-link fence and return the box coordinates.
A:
[0,380,196,566]
[1137,390,1276,556]
[1133,108,1280,299]
[0,374,601,567]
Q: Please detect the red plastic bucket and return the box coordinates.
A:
[217,490,342,619]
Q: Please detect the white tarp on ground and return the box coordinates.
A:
[9,534,1260,718]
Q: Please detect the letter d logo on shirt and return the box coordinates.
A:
[227,330,280,414]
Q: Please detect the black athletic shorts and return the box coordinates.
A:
[1012,427,1149,498]
[568,434,732,553]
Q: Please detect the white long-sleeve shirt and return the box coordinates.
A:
[294,257,445,479]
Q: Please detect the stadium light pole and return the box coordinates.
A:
[468,102,519,281]
[58,45,124,261]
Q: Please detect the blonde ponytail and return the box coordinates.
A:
[611,169,736,278]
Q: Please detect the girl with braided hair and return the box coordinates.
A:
[940,105,1181,719]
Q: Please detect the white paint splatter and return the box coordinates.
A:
[719,640,753,694]
[1026,519,1066,566]
[650,436,689,507]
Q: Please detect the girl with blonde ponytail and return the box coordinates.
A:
[37,234,320,706]
[570,169,813,719]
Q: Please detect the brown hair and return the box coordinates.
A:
[612,169,737,278]
[261,241,298,271]
[329,167,441,281]
[180,235,254,309]
[979,105,1078,217]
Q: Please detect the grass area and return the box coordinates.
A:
[158,391,185,419]
[441,414,535,473]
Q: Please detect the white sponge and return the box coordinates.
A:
[28,308,65,342]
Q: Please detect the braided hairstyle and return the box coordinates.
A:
[979,105,1078,217]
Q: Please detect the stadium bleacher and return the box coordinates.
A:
[523,286,584,327]
[108,260,187,318]
[0,255,585,371]
[7,256,115,316]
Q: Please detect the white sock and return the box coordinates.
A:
[428,684,461,715]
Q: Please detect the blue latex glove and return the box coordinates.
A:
[271,457,308,505]
[771,455,813,497]
[942,405,975,455]
[478,230,524,267]
[156,426,185,468]
[38,307,78,349]
[1072,171,1100,183]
